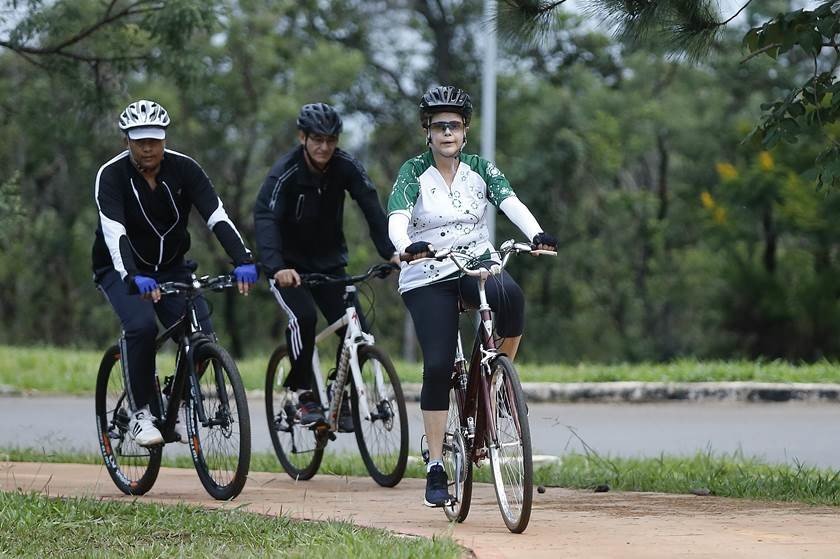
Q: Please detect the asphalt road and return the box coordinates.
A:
[3,395,840,468]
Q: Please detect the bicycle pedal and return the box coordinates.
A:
[162,432,181,444]
[314,432,331,450]
[273,420,292,433]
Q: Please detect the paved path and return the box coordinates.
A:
[2,461,839,558]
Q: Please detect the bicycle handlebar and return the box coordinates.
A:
[158,274,236,296]
[298,262,399,287]
[403,239,556,276]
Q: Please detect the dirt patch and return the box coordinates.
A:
[2,461,838,558]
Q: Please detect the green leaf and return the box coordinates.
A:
[787,101,806,117]
[743,28,760,52]
[797,30,823,56]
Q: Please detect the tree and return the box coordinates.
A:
[503,1,840,188]
[0,0,221,104]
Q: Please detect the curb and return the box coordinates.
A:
[3,383,840,403]
[0,385,19,396]
[400,381,840,403]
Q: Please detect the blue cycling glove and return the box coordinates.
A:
[233,263,258,284]
[133,275,159,294]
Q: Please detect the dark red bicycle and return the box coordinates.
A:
[429,240,555,533]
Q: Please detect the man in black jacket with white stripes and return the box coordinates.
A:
[254,103,397,430]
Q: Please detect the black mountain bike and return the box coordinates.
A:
[95,274,251,500]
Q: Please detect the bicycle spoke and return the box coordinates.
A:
[443,386,472,523]
[95,345,161,495]
[265,346,323,480]
[189,343,250,500]
[351,345,408,487]
[488,356,533,533]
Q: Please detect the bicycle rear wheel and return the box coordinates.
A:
[188,342,251,500]
[443,387,473,522]
[94,344,161,495]
[487,356,533,533]
[351,345,409,487]
[265,345,324,480]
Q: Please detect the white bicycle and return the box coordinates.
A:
[264,262,409,487]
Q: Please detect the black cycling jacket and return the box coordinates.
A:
[253,146,394,275]
[92,149,252,283]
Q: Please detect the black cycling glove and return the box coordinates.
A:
[532,232,557,249]
[374,262,400,278]
[404,241,434,255]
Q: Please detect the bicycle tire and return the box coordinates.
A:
[265,345,324,480]
[487,356,533,533]
[350,345,409,487]
[94,344,161,495]
[443,387,473,522]
[188,342,251,500]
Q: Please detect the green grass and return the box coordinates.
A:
[4,446,840,507]
[4,344,840,395]
[0,490,462,558]
[535,451,840,506]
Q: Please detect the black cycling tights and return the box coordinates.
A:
[402,271,524,411]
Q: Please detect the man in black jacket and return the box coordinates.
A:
[93,99,257,447]
[254,103,397,429]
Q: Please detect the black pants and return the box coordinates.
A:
[269,271,367,391]
[402,271,524,411]
[95,262,212,412]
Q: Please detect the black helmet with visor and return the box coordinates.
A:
[419,86,473,127]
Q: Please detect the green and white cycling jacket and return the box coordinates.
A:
[387,150,518,293]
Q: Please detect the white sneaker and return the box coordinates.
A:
[129,406,163,447]
[174,402,190,444]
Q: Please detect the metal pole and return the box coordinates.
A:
[481,0,497,245]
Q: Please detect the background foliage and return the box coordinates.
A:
[1,0,838,364]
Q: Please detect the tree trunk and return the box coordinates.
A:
[762,206,776,274]
[656,132,669,220]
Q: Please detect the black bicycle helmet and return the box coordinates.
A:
[419,86,473,126]
[297,103,343,136]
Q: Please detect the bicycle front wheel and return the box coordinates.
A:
[487,356,533,533]
[265,345,324,480]
[94,344,161,495]
[188,342,251,500]
[443,387,473,523]
[351,345,409,487]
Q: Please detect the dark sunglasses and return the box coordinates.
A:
[429,120,464,133]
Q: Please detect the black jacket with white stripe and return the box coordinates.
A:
[253,146,394,276]
[92,149,252,284]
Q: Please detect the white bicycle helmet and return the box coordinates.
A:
[118,100,170,140]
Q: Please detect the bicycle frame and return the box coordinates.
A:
[309,284,382,433]
[120,275,227,444]
[452,267,504,465]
